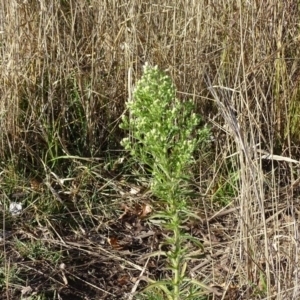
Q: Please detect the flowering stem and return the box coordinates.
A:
[120,64,209,298]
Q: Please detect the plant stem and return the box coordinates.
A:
[172,211,181,300]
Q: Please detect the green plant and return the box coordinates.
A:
[120,64,210,299]
[212,172,239,206]
[0,254,20,289]
[15,239,61,262]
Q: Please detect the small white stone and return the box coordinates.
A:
[9,202,22,216]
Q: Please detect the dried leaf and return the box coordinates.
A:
[118,204,132,220]
[130,187,140,195]
[108,237,123,250]
[138,203,152,218]
[21,286,33,296]
[131,277,138,283]
[117,275,130,285]
[30,178,42,191]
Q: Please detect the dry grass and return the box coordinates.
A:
[1,1,300,299]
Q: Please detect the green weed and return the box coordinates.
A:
[120,64,210,299]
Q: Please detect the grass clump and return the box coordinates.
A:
[120,64,210,299]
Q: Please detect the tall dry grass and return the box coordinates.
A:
[1,0,300,298]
